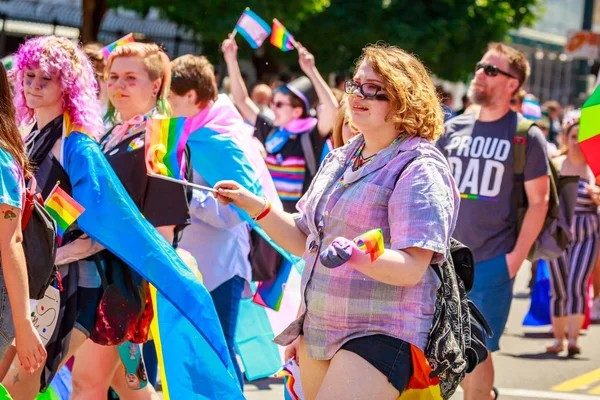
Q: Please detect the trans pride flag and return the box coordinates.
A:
[235,8,271,49]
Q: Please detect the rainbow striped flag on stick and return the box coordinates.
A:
[101,33,135,59]
[354,228,384,262]
[270,19,296,52]
[145,117,215,192]
[44,184,85,244]
[235,8,271,49]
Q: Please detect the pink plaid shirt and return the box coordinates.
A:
[273,134,460,360]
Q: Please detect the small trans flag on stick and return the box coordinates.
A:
[233,8,271,49]
[101,33,135,59]
[270,19,297,52]
[145,117,215,192]
[44,183,85,245]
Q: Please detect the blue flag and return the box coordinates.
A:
[62,131,243,398]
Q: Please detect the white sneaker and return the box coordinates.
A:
[591,298,600,322]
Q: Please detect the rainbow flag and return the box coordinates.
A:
[270,19,295,51]
[354,228,384,262]
[145,117,193,180]
[101,33,135,59]
[399,346,442,400]
[253,259,292,311]
[44,184,85,241]
[235,8,271,49]
[276,360,303,400]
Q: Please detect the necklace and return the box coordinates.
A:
[336,133,408,189]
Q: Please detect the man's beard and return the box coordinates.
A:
[467,82,492,107]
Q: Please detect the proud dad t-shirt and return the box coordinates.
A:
[436,111,549,263]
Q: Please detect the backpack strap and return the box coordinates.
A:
[300,132,317,177]
[514,116,534,176]
[511,115,535,229]
[21,176,38,230]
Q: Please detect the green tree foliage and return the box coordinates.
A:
[104,0,542,81]
[107,0,330,60]
[297,0,542,81]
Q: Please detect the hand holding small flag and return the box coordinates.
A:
[319,229,385,269]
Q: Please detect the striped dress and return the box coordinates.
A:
[549,179,599,317]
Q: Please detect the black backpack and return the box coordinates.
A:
[512,117,579,261]
[20,177,58,300]
[425,238,492,399]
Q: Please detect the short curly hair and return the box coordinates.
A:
[354,43,444,142]
[12,36,104,139]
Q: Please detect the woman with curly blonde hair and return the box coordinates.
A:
[212,43,460,399]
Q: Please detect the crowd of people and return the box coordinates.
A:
[0,30,598,400]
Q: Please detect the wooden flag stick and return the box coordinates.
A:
[231,28,238,39]
[148,173,216,193]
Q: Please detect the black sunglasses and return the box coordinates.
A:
[270,101,293,109]
[475,63,517,80]
[344,80,389,101]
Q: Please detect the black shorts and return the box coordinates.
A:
[340,334,413,394]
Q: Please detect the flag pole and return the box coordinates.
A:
[289,34,300,50]
[147,173,216,193]
[44,181,61,207]
[231,28,238,39]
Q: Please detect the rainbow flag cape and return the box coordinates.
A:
[270,19,295,51]
[145,117,191,180]
[235,8,271,49]
[101,33,135,59]
[44,184,85,242]
[60,117,243,399]
[354,228,384,262]
[398,346,442,400]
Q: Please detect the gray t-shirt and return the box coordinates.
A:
[436,111,549,263]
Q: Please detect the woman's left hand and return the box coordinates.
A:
[320,237,371,269]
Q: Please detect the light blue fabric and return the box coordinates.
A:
[187,126,302,271]
[0,147,23,209]
[179,171,252,294]
[62,132,243,399]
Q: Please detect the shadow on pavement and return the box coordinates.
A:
[245,377,284,390]
[504,352,591,361]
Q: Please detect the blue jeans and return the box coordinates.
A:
[210,275,245,390]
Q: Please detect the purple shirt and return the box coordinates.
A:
[274,134,460,360]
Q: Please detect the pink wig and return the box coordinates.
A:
[12,36,104,140]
